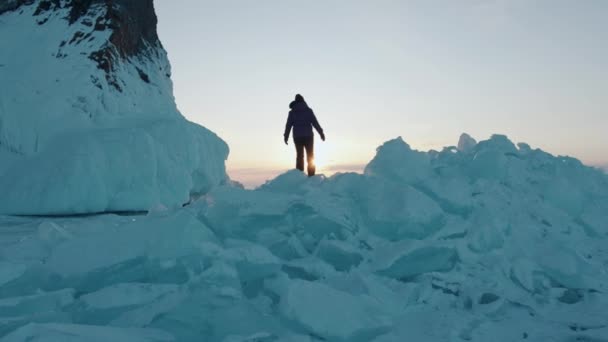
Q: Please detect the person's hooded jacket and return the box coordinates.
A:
[284,100,324,140]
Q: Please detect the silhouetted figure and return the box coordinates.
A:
[284,94,325,176]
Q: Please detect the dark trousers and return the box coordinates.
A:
[294,136,315,176]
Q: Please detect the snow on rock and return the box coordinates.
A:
[365,137,431,183]
[80,283,179,310]
[0,262,26,288]
[315,238,363,271]
[457,133,477,153]
[279,279,391,340]
[0,289,75,337]
[44,209,217,277]
[0,0,228,215]
[359,178,445,240]
[223,239,282,284]
[0,133,608,340]
[373,242,458,280]
[2,323,174,342]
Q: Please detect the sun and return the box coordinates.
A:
[313,142,334,174]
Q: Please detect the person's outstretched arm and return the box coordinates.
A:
[284,112,294,144]
[311,110,325,141]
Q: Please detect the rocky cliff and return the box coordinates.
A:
[0,0,229,215]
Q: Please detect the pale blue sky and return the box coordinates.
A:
[155,0,607,186]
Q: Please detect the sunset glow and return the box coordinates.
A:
[156,1,608,187]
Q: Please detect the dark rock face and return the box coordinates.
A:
[15,0,162,56]
[61,0,161,57]
[0,0,34,15]
[2,0,163,91]
[107,0,160,57]
[83,0,162,90]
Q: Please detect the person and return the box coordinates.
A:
[284,94,325,176]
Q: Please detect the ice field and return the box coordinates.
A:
[1,134,607,341]
[1,1,607,340]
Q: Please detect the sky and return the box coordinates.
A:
[154,0,607,187]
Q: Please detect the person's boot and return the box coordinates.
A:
[307,165,316,177]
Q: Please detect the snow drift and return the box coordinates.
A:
[1,133,607,341]
[0,0,228,215]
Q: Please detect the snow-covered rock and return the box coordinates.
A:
[373,243,458,280]
[457,133,477,153]
[0,0,228,215]
[80,283,179,310]
[279,279,391,340]
[2,323,174,342]
[365,137,431,184]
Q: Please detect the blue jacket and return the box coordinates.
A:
[284,102,324,139]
